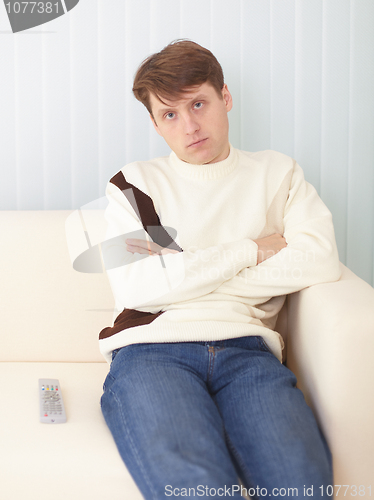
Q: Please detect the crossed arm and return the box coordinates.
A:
[104,159,340,311]
[126,233,287,265]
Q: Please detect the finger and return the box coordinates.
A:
[161,248,180,255]
[126,238,150,249]
[126,238,161,254]
[126,245,157,255]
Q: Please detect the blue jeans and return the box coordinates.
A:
[101,336,332,499]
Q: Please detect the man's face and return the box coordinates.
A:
[149,82,233,165]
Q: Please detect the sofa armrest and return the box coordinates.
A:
[286,263,374,489]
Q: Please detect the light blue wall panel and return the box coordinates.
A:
[43,13,73,209]
[98,0,127,189]
[124,0,152,165]
[69,2,100,208]
[16,34,44,209]
[240,0,271,152]
[270,0,296,158]
[180,0,211,50]
[0,34,17,209]
[320,0,351,265]
[346,0,374,285]
[211,0,242,148]
[294,0,323,190]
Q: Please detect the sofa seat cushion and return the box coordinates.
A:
[0,362,142,500]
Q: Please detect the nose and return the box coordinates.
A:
[183,113,200,135]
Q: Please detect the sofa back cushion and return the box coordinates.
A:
[0,211,114,362]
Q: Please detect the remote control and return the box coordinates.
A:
[39,379,67,424]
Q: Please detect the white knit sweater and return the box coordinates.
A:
[99,146,341,363]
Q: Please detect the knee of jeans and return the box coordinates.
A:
[100,372,116,412]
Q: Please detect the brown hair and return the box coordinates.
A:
[132,39,224,118]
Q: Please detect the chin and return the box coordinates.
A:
[190,150,216,165]
[181,153,207,165]
[193,156,212,165]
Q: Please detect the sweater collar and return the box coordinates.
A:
[169,144,238,180]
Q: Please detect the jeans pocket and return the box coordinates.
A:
[257,336,272,353]
[111,348,121,362]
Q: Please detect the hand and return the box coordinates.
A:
[254,233,287,264]
[126,238,180,256]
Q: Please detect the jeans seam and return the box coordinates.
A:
[107,386,158,500]
[224,429,257,492]
[207,346,216,386]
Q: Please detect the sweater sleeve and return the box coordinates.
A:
[102,181,258,313]
[217,161,341,300]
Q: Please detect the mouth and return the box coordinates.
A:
[188,138,208,148]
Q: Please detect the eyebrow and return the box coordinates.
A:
[157,94,209,117]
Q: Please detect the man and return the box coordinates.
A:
[100,40,340,499]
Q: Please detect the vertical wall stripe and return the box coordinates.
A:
[320,0,351,265]
[69,1,100,209]
[346,0,374,284]
[125,0,151,165]
[240,0,271,152]
[0,30,17,209]
[180,0,211,49]
[269,0,273,151]
[211,1,241,148]
[16,30,44,209]
[43,14,73,209]
[270,0,296,157]
[294,0,323,190]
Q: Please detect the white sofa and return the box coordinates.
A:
[1,210,374,499]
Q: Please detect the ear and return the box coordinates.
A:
[150,114,163,137]
[221,84,233,112]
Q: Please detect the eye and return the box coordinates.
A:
[165,112,175,120]
[194,102,203,110]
